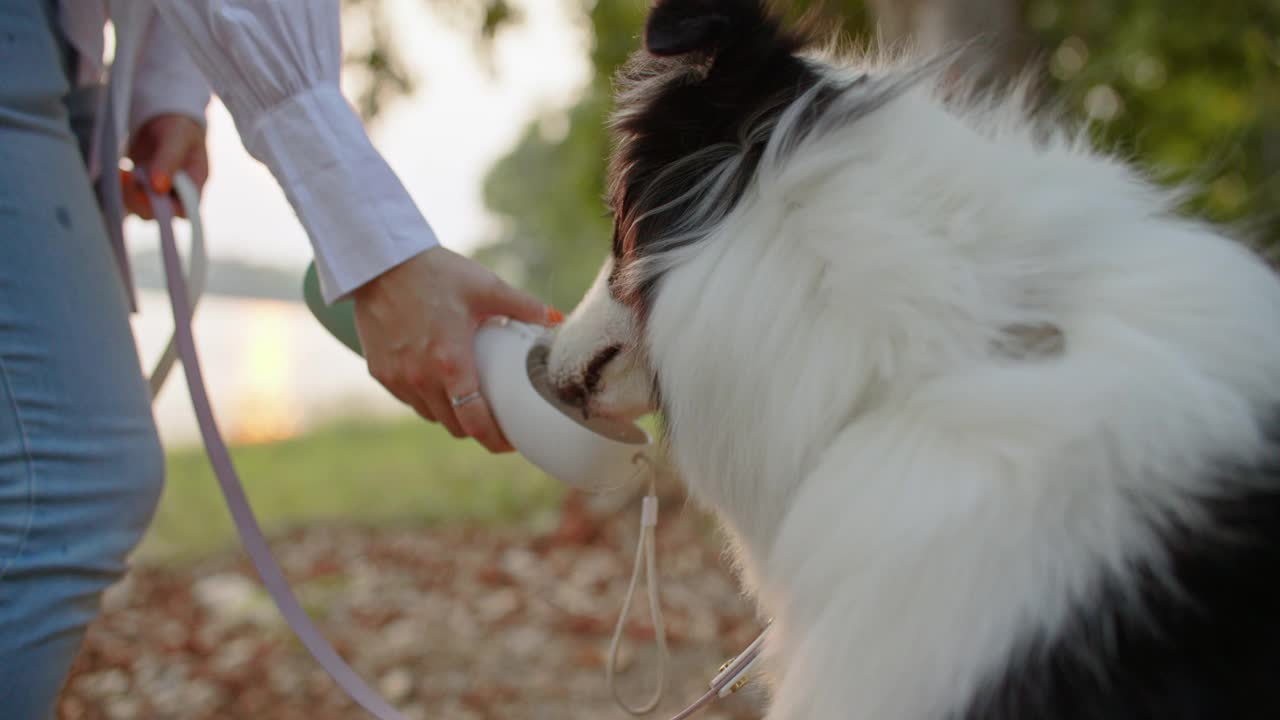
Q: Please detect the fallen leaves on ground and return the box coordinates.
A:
[59,495,767,720]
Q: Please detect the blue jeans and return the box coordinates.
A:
[0,2,166,717]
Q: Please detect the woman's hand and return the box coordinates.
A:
[123,113,209,217]
[353,247,563,453]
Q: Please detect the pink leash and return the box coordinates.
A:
[142,172,407,720]
[139,172,766,719]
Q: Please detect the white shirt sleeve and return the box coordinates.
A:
[129,11,212,135]
[149,0,440,304]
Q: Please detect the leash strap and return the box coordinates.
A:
[97,79,138,313]
[140,170,408,720]
[146,172,208,399]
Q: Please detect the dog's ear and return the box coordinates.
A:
[644,0,753,57]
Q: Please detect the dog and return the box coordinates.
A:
[546,1,1280,717]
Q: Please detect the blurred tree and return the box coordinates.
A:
[1027,0,1280,245]
[474,2,651,310]
[341,0,519,119]
[867,0,1037,93]
[864,0,1279,242]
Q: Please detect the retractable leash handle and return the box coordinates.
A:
[138,169,409,720]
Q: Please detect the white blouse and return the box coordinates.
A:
[64,1,439,304]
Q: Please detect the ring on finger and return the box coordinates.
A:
[450,390,482,408]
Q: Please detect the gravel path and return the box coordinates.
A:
[59,495,769,720]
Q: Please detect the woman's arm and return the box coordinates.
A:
[146,0,560,452]
[128,11,211,141]
[148,0,432,304]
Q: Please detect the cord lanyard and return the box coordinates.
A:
[607,454,669,714]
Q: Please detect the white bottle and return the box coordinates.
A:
[474,317,651,491]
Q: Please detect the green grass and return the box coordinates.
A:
[139,417,567,563]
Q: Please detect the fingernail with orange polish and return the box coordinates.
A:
[547,307,565,325]
[154,173,171,194]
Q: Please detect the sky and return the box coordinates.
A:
[125,0,591,271]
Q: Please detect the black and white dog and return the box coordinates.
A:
[547,1,1280,717]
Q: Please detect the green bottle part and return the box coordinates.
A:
[302,261,364,357]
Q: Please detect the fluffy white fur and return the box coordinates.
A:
[548,61,1280,719]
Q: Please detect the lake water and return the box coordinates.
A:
[131,290,412,449]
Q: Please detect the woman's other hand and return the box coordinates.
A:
[123,113,208,218]
[353,247,563,453]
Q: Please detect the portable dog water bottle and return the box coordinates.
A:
[303,263,651,490]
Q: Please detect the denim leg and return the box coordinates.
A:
[0,4,166,718]
[0,135,166,720]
